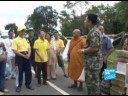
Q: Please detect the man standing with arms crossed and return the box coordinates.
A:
[78,14,103,95]
[12,27,34,92]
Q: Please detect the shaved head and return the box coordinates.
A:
[73,29,81,38]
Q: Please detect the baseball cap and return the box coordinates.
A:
[17,27,25,32]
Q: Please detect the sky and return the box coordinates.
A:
[0,1,119,32]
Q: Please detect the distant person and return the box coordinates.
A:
[34,30,49,86]
[68,29,86,91]
[27,29,37,78]
[0,34,9,95]
[46,32,57,80]
[54,31,68,78]
[12,27,34,92]
[4,30,16,79]
[98,25,113,81]
[78,14,103,95]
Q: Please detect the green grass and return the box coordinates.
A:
[107,49,118,68]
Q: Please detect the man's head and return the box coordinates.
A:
[8,30,14,39]
[39,30,46,39]
[73,29,81,38]
[54,31,59,39]
[84,14,98,29]
[28,29,34,38]
[98,25,104,33]
[17,27,25,37]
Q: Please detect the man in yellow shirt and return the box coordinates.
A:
[12,27,34,92]
[54,31,68,78]
[34,30,49,86]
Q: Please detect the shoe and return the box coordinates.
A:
[1,89,9,93]
[26,86,34,90]
[0,92,4,95]
[68,84,77,88]
[43,82,48,85]
[37,84,41,87]
[51,78,57,80]
[64,74,68,78]
[16,87,21,92]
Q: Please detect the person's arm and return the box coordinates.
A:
[12,49,26,58]
[35,49,44,61]
[33,40,43,61]
[78,32,101,54]
[12,39,25,58]
[56,40,65,54]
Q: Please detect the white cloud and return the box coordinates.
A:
[0,1,119,32]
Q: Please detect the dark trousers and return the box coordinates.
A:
[15,55,32,87]
[0,60,6,91]
[36,62,47,84]
[100,61,107,81]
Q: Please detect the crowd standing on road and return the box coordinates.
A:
[0,13,128,95]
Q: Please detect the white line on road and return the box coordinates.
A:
[31,70,70,95]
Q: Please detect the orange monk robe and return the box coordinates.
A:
[68,37,86,80]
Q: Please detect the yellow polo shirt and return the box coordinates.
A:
[55,38,65,49]
[12,36,30,52]
[34,38,49,62]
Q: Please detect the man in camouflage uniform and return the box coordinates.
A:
[78,14,103,95]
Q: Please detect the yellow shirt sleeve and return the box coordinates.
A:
[33,40,38,50]
[60,40,65,48]
[12,39,17,50]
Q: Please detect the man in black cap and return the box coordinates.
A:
[27,29,37,77]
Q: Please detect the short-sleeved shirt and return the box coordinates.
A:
[85,26,103,70]
[54,38,65,49]
[102,33,113,56]
[33,38,49,63]
[12,36,30,52]
[86,26,103,58]
[5,38,15,57]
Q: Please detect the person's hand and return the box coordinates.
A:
[78,49,84,54]
[40,56,44,61]
[23,54,30,59]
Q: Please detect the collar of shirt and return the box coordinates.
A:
[89,25,97,32]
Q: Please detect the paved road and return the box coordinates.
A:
[5,65,87,95]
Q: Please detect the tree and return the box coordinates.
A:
[59,1,89,36]
[86,4,122,34]
[5,23,18,36]
[114,1,128,32]
[25,6,58,34]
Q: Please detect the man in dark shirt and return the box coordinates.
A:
[27,29,37,77]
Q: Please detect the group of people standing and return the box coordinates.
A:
[0,13,128,95]
[0,27,68,94]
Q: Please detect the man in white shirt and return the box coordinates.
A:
[5,30,15,79]
[0,31,9,95]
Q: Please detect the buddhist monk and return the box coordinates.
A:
[68,29,86,91]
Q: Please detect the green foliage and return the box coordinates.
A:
[60,1,128,36]
[5,23,18,37]
[25,6,58,34]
